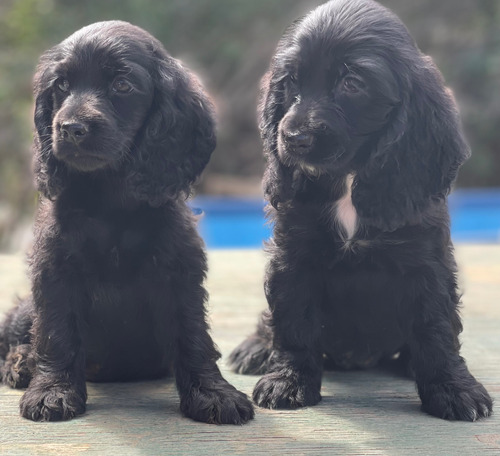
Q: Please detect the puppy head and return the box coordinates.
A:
[271,18,399,173]
[33,21,216,203]
[260,0,470,229]
[261,1,402,175]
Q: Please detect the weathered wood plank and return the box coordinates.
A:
[0,246,499,455]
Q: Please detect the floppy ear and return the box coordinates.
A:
[352,57,471,231]
[259,70,291,208]
[32,55,69,200]
[260,69,310,208]
[259,23,309,209]
[125,53,216,206]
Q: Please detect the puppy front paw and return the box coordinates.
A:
[20,382,86,421]
[420,380,493,421]
[253,371,321,409]
[180,381,254,425]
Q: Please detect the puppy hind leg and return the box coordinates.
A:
[1,344,33,388]
[228,310,274,375]
[0,297,34,388]
[0,296,34,354]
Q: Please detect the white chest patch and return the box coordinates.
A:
[333,174,358,240]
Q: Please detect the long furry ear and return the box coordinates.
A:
[125,53,216,206]
[32,55,69,200]
[259,71,288,208]
[352,56,471,231]
[260,69,308,208]
[259,21,308,209]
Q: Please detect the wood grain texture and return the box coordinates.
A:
[0,245,499,455]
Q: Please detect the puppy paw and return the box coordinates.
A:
[420,380,493,421]
[20,383,86,421]
[228,335,272,375]
[180,381,254,425]
[1,344,32,389]
[253,371,321,409]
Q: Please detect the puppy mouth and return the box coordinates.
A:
[53,143,118,172]
[278,131,350,174]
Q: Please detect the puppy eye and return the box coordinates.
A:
[56,78,70,93]
[112,77,133,94]
[342,77,365,94]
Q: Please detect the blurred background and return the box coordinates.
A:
[0,0,499,250]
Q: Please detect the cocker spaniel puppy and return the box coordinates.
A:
[230,0,492,421]
[0,21,253,424]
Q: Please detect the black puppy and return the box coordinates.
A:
[0,21,253,424]
[229,0,492,421]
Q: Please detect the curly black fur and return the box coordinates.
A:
[0,21,253,424]
[229,0,492,421]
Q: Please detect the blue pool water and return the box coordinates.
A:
[192,189,500,248]
[448,189,500,242]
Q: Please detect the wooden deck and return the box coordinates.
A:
[0,245,499,455]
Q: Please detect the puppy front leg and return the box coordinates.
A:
[410,291,492,421]
[173,281,254,425]
[20,275,87,422]
[253,262,323,409]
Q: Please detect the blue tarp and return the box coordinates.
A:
[191,189,500,248]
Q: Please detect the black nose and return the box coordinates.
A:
[283,131,313,151]
[60,122,88,144]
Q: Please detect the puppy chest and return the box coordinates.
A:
[93,232,149,269]
[71,214,158,272]
[330,174,358,240]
